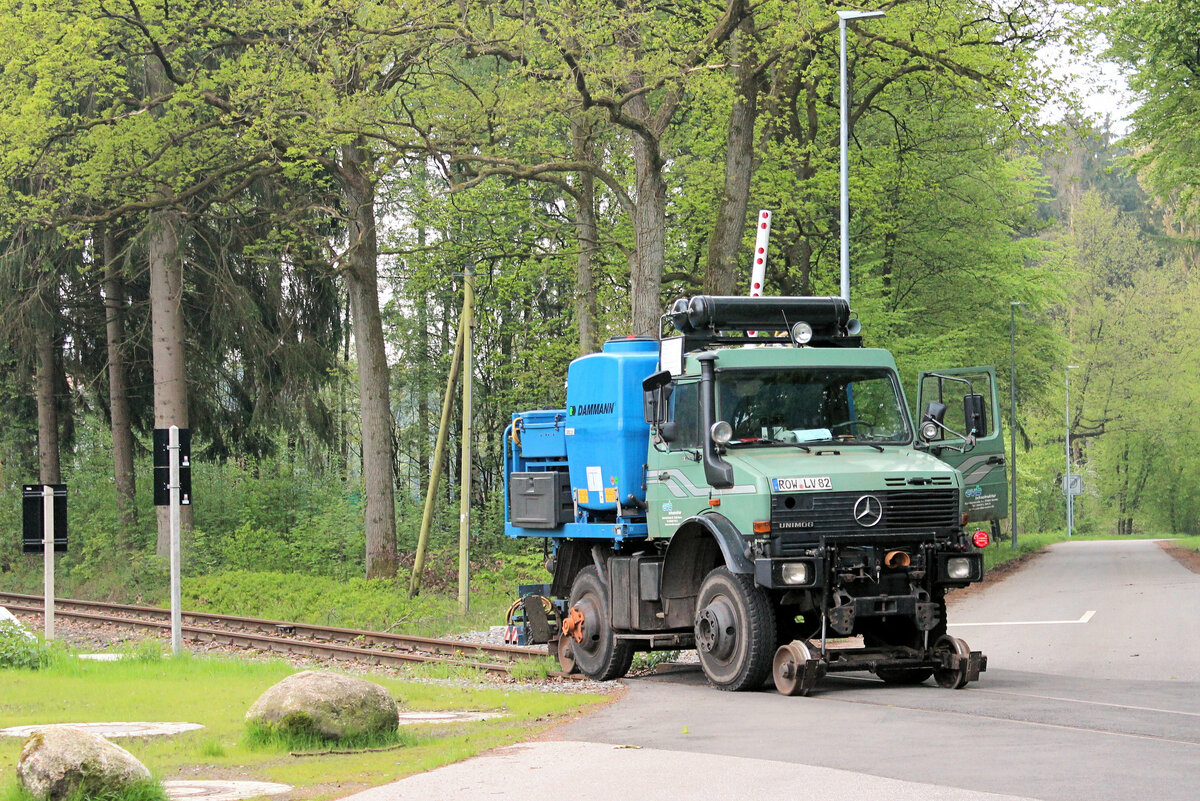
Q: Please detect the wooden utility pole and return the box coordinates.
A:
[408,264,475,613]
[409,321,464,597]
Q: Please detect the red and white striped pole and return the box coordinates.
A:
[749,210,771,336]
[750,209,771,298]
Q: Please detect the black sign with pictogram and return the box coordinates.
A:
[153,428,192,506]
[21,484,67,554]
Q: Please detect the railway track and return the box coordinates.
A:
[0,592,569,678]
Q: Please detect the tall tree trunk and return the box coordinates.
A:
[786,237,814,295]
[146,55,190,557]
[572,117,600,354]
[35,277,61,485]
[149,208,189,557]
[341,142,398,579]
[415,179,431,491]
[101,225,137,533]
[339,290,352,479]
[416,292,430,491]
[704,21,759,296]
[629,129,666,335]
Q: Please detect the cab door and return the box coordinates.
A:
[645,378,710,538]
[916,367,1008,525]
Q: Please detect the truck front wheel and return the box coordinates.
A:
[694,567,776,691]
[567,566,633,681]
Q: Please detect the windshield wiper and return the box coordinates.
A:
[727,438,812,453]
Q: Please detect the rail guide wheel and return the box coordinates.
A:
[933,634,980,689]
[772,640,823,696]
[556,636,579,674]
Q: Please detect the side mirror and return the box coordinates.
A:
[963,393,987,438]
[642,370,673,424]
[920,401,947,441]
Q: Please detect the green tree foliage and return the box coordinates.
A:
[7,0,1199,605]
[1104,0,1200,226]
[1057,192,1200,535]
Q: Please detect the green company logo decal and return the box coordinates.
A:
[571,402,615,416]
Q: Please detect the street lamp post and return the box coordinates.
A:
[1010,301,1022,549]
[839,8,886,304]
[1065,364,1080,537]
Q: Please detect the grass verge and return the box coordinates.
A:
[177,560,548,638]
[0,652,605,800]
[1,779,168,801]
[1171,536,1200,552]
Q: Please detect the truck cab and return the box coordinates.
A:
[504,296,993,694]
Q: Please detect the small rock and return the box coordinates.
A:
[245,670,398,741]
[17,726,153,801]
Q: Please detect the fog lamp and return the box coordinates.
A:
[711,420,733,444]
[946,557,973,580]
[921,421,939,440]
[781,562,812,585]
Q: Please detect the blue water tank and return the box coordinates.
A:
[565,338,659,512]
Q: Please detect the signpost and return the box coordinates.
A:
[153,427,191,506]
[22,484,67,639]
[154,426,190,656]
[43,486,53,639]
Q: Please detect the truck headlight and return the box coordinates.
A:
[946,557,973,580]
[781,562,812,585]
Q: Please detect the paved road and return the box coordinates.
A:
[348,540,1200,801]
[949,539,1200,681]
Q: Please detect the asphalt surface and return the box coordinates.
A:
[346,540,1200,801]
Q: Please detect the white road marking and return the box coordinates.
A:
[948,610,1096,628]
[831,676,1200,719]
[831,696,1200,748]
[975,689,1200,719]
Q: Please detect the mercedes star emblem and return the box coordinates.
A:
[853,495,883,527]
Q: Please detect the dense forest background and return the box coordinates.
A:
[1,0,1197,604]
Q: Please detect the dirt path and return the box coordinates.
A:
[1158,539,1200,573]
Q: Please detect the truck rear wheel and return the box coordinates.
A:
[694,567,776,691]
[567,566,633,681]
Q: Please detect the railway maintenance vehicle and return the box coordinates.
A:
[503,294,1006,694]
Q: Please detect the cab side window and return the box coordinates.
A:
[919,371,994,439]
[670,381,701,449]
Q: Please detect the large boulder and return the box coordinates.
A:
[17,726,153,801]
[245,670,399,741]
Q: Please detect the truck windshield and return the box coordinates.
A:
[718,368,912,445]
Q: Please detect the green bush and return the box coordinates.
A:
[0,620,53,669]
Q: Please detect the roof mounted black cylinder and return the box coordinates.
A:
[685,295,850,334]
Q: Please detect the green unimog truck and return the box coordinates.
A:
[503,295,1005,694]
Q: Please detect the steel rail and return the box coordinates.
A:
[0,592,571,678]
